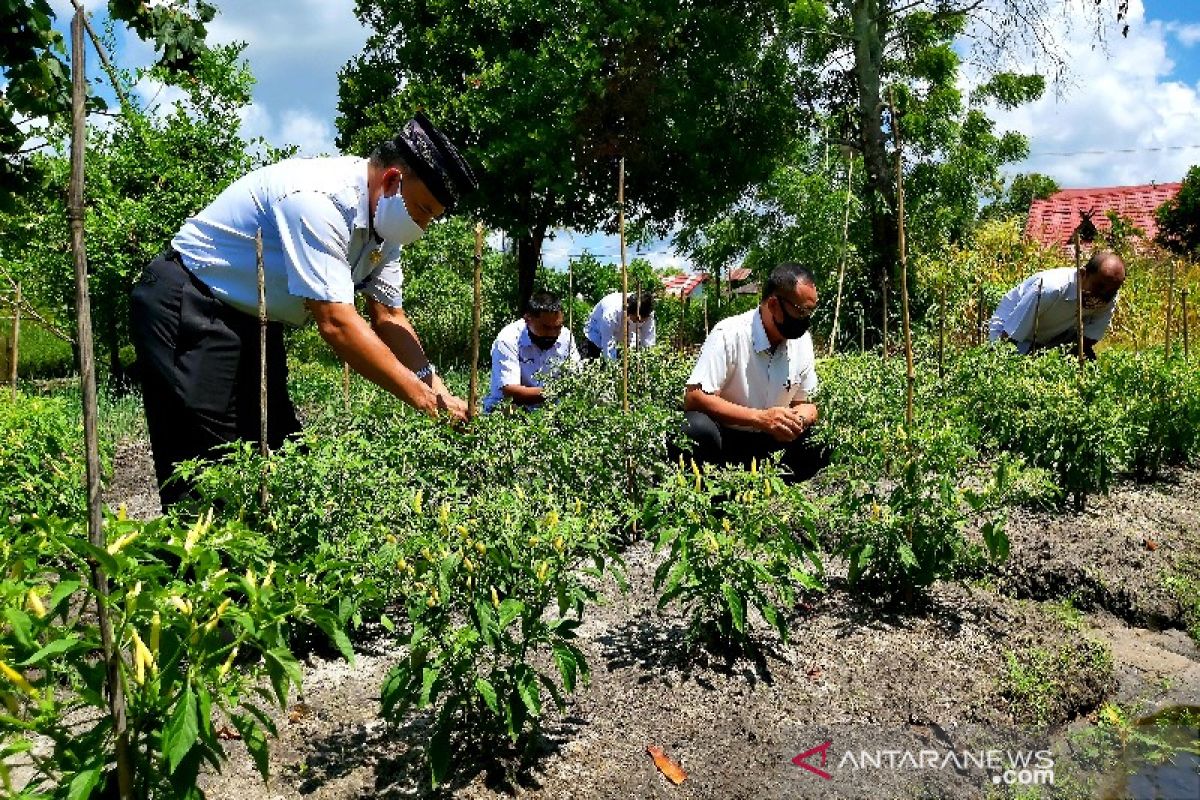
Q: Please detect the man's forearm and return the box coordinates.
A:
[368,302,438,388]
[502,384,544,406]
[685,387,763,429]
[309,302,437,413]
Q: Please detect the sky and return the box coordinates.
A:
[38,0,1200,270]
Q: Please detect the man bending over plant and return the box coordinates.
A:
[988,250,1126,360]
[482,291,581,413]
[678,262,827,481]
[131,113,478,509]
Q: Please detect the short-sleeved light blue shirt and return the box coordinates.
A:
[172,156,403,326]
[483,319,580,413]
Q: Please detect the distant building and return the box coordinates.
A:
[1025,183,1181,254]
[661,272,709,299]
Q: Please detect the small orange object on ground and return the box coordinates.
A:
[647,744,687,785]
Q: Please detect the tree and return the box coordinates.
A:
[0,42,283,382]
[0,0,215,210]
[1156,165,1200,256]
[787,0,1121,341]
[336,0,801,311]
[981,172,1060,222]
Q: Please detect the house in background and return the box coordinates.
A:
[1025,183,1181,254]
[660,271,709,299]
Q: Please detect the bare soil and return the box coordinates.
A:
[99,441,1199,799]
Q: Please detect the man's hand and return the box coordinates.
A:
[435,392,470,424]
[756,406,808,442]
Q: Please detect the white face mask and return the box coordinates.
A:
[374,188,425,246]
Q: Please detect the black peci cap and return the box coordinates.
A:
[391,112,478,210]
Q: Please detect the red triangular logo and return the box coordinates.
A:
[791,740,833,780]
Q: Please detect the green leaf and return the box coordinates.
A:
[48,579,81,614]
[419,664,441,708]
[516,667,541,718]
[18,634,81,666]
[475,677,499,715]
[898,543,918,569]
[66,765,102,800]
[552,644,578,693]
[263,648,302,706]
[230,713,270,783]
[722,583,745,634]
[429,705,454,788]
[497,598,525,631]
[309,608,355,664]
[3,608,34,649]
[164,683,199,774]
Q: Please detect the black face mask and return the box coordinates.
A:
[773,300,812,340]
[529,333,558,350]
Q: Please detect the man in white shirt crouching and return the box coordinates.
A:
[678,262,828,482]
[989,250,1125,360]
[483,291,581,413]
[582,290,656,359]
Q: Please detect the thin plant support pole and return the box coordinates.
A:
[889,88,914,429]
[881,274,889,358]
[976,279,985,346]
[829,158,855,356]
[70,9,133,798]
[618,158,629,413]
[469,222,483,419]
[1031,278,1044,348]
[937,280,946,381]
[567,257,574,344]
[634,279,642,351]
[1074,231,1084,366]
[860,306,865,353]
[1166,259,1175,358]
[8,283,19,398]
[256,229,269,513]
[342,362,350,411]
[703,294,709,334]
[1182,287,1189,359]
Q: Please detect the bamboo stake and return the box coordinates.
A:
[937,279,946,380]
[1166,259,1175,358]
[703,294,709,334]
[634,279,642,351]
[976,279,985,346]
[8,283,19,398]
[1074,231,1084,365]
[567,257,574,345]
[1182,287,1190,359]
[618,158,629,413]
[881,274,889,358]
[256,229,269,513]
[1031,278,1044,349]
[469,222,483,418]
[889,88,914,428]
[828,158,855,356]
[70,9,132,798]
[859,306,865,353]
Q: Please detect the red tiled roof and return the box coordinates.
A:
[729,267,752,282]
[660,272,708,298]
[1025,183,1181,250]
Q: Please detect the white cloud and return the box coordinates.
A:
[970,0,1200,188]
[1167,22,1200,47]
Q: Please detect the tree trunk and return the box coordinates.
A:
[516,223,547,314]
[851,0,898,342]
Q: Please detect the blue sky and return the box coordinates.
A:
[40,1,1200,270]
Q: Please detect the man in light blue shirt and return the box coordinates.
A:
[582,290,656,360]
[131,113,478,507]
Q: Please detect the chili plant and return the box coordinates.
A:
[642,459,822,649]
[0,510,348,799]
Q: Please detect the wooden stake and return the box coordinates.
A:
[1182,287,1190,359]
[1031,278,1044,348]
[976,279,985,346]
[937,279,946,380]
[703,294,709,334]
[859,306,865,353]
[618,157,629,413]
[1166,259,1175,358]
[469,222,483,418]
[8,283,19,398]
[829,158,855,356]
[1074,231,1084,365]
[634,279,642,351]
[881,273,889,358]
[70,9,132,798]
[567,256,574,344]
[889,88,914,428]
[256,229,269,513]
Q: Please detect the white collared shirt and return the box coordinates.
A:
[584,291,656,358]
[483,319,581,413]
[172,156,404,326]
[989,267,1116,353]
[687,307,818,430]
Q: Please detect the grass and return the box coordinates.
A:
[0,318,75,380]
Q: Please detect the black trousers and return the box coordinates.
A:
[580,338,603,360]
[675,410,829,483]
[130,252,300,510]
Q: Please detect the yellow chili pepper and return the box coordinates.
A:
[0,661,38,698]
[204,598,232,633]
[411,489,424,516]
[168,595,193,616]
[26,589,46,619]
[149,611,161,656]
[490,586,500,608]
[474,541,487,556]
[131,629,154,685]
[536,561,549,583]
[218,646,239,678]
[107,530,141,555]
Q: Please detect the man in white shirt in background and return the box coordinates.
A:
[582,289,656,359]
[483,291,581,413]
[131,112,477,508]
[678,262,827,482]
[989,250,1126,360]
